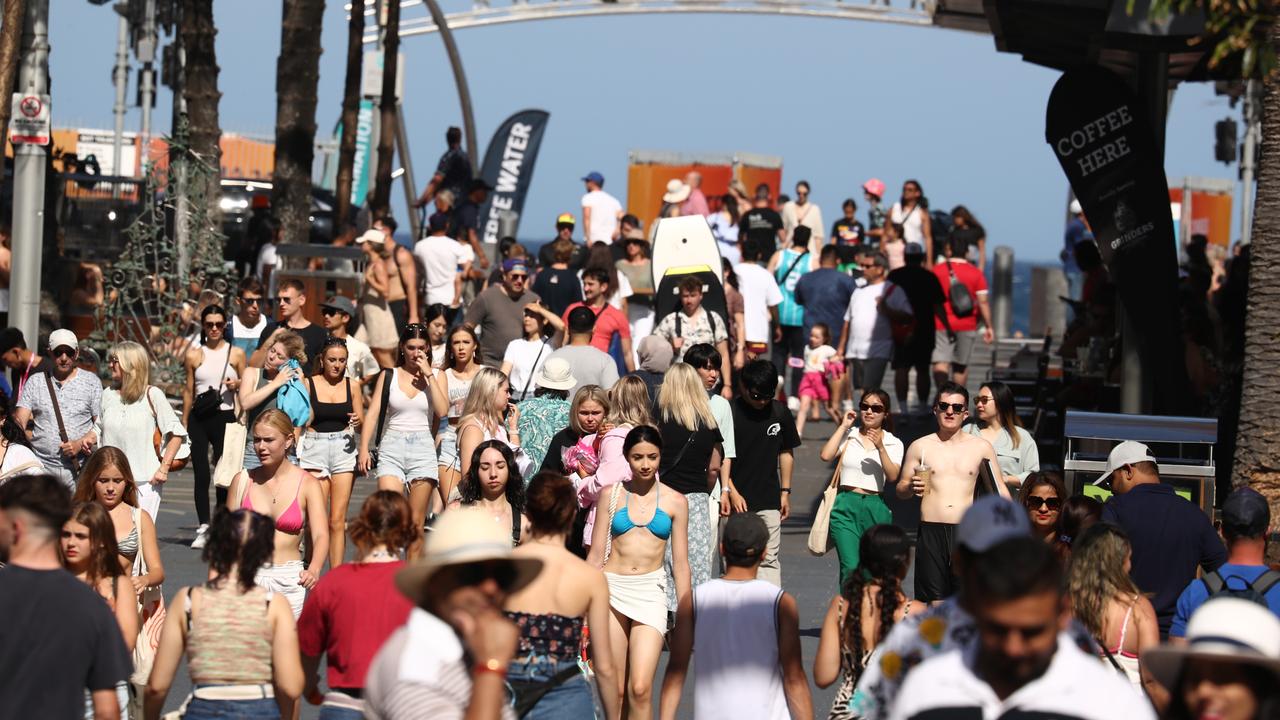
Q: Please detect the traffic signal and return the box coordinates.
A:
[1215,118,1238,164]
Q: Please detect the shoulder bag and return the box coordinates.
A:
[146,387,190,472]
[807,439,851,556]
[972,458,1000,500]
[130,505,167,686]
[775,250,810,288]
[212,375,249,489]
[44,372,82,474]
[368,367,395,469]
[190,346,231,420]
[946,262,975,318]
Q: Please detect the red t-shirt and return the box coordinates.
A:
[562,301,631,353]
[296,561,413,689]
[933,260,988,333]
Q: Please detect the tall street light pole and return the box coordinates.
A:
[9,0,48,346]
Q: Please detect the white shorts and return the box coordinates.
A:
[253,559,306,618]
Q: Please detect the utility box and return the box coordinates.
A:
[1062,410,1218,518]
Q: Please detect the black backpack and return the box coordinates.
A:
[1200,569,1280,607]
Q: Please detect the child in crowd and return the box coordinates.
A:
[796,323,840,436]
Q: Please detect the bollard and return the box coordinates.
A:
[991,246,1014,339]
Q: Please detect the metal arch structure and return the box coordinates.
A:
[359,0,935,40]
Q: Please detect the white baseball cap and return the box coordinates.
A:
[957,496,1031,553]
[1093,440,1158,486]
[47,328,78,352]
[1069,199,1083,215]
[355,229,384,244]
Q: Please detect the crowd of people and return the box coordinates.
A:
[0,138,1277,720]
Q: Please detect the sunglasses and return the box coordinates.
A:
[203,321,226,330]
[507,273,528,281]
[52,347,76,358]
[935,402,966,414]
[859,402,886,414]
[974,396,992,405]
[274,296,293,305]
[239,296,262,305]
[320,308,343,317]
[453,561,517,590]
[1025,496,1062,511]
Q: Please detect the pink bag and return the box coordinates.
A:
[562,433,600,476]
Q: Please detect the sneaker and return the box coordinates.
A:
[191,524,209,549]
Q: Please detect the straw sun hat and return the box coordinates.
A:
[395,507,543,606]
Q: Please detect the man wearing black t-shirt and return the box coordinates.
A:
[532,237,584,318]
[415,126,472,207]
[724,360,801,587]
[251,278,330,366]
[0,475,131,718]
[885,243,950,412]
[740,184,785,255]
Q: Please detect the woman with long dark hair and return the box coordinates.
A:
[818,389,904,585]
[298,491,416,718]
[144,509,304,720]
[814,524,923,720]
[501,301,562,403]
[451,440,527,546]
[964,380,1039,490]
[504,472,621,720]
[1054,494,1102,561]
[1019,471,1067,544]
[360,323,448,559]
[709,193,742,265]
[587,425,690,720]
[226,409,329,619]
[435,324,483,502]
[949,205,987,270]
[183,304,246,546]
[302,337,364,568]
[423,303,450,370]
[1067,523,1164,706]
[889,179,932,264]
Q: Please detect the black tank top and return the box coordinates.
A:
[309,377,353,433]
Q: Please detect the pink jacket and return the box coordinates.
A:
[575,426,633,545]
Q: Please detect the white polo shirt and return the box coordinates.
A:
[889,634,1154,720]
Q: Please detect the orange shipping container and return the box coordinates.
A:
[626,150,782,233]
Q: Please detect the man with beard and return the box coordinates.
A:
[889,535,1153,720]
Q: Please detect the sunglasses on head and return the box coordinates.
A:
[859,402,886,414]
[1025,496,1062,511]
[936,402,966,414]
[323,337,348,348]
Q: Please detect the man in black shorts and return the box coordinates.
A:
[884,242,950,413]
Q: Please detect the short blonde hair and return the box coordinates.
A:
[657,364,717,432]
[110,341,151,404]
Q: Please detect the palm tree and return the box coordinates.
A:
[271,0,326,245]
[370,0,398,217]
[0,0,25,200]
[334,0,363,228]
[181,0,221,234]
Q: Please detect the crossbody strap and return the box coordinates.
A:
[374,368,395,447]
[777,251,809,286]
[520,343,547,399]
[44,372,80,473]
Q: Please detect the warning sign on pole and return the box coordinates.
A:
[9,93,51,145]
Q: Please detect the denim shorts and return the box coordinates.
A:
[437,423,460,471]
[375,429,440,485]
[183,695,279,719]
[507,657,592,720]
[299,429,357,477]
[318,704,364,720]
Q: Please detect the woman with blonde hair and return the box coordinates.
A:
[99,340,188,519]
[239,330,307,472]
[145,509,304,720]
[452,367,522,499]
[576,375,653,549]
[74,447,165,596]
[226,409,329,618]
[540,385,609,476]
[1067,523,1165,708]
[655,363,722,593]
[61,501,136,720]
[183,303,246,548]
[359,323,447,560]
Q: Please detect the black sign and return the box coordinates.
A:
[477,109,550,245]
[1045,66,1188,414]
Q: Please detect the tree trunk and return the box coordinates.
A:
[370,0,398,217]
[0,0,25,201]
[271,0,326,245]
[182,0,221,236]
[1234,26,1280,545]
[334,0,363,228]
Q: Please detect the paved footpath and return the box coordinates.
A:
[152,412,931,718]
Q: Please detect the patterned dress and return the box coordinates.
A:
[516,396,570,475]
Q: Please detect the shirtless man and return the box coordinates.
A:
[896,381,1009,603]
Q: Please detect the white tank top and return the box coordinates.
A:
[692,578,789,720]
[194,343,237,411]
[891,202,925,246]
[386,369,434,433]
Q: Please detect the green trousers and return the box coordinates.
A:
[829,490,893,585]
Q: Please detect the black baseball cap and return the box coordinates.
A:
[1222,487,1270,538]
[722,512,769,566]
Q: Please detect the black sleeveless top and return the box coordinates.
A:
[309,377,353,433]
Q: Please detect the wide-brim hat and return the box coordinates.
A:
[395,507,543,606]
[535,357,576,391]
[663,179,691,204]
[1144,598,1280,690]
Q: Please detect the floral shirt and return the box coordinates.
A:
[653,307,729,360]
[515,396,569,474]
[850,598,1099,720]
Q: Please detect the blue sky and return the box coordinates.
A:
[50,1,1242,263]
